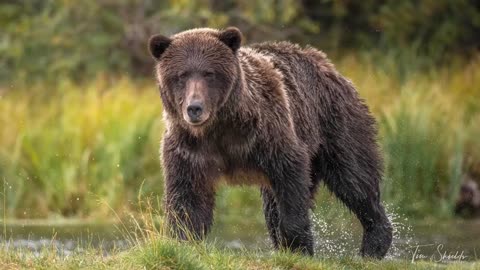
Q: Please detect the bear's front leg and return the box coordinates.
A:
[258,143,314,255]
[162,141,216,241]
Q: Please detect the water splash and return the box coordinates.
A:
[310,202,415,259]
[384,203,416,260]
[311,208,357,258]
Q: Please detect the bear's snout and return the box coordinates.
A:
[183,77,211,126]
[186,102,204,123]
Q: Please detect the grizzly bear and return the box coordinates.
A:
[148,27,393,259]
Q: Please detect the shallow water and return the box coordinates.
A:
[211,212,480,262]
[1,216,479,262]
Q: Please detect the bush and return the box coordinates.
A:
[1,0,479,85]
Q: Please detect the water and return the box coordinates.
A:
[0,222,129,256]
[1,217,479,262]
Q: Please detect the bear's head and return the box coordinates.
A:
[148,27,242,132]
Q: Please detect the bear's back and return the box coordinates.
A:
[244,42,336,148]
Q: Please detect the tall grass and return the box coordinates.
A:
[1,55,479,220]
[0,78,163,219]
[380,93,464,217]
[338,55,480,217]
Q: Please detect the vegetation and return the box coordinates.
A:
[1,55,479,219]
[0,78,163,219]
[1,238,479,270]
[1,1,479,84]
[1,1,479,268]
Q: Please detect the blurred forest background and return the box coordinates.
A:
[1,0,480,222]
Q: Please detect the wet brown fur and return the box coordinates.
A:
[149,27,393,258]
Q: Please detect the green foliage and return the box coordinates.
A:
[1,0,479,85]
[0,1,127,84]
[0,78,163,218]
[0,0,231,84]
[375,0,480,61]
[299,0,480,62]
[380,93,464,217]
[337,55,480,217]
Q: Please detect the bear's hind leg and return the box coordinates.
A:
[316,147,393,259]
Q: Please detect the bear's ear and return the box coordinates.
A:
[148,34,172,60]
[219,27,242,53]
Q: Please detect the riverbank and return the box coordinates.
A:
[1,238,478,270]
[1,217,479,269]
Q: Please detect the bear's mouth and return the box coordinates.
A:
[183,112,211,127]
[187,120,206,126]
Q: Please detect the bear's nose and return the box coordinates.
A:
[187,103,203,122]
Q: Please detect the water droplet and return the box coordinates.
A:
[384,203,415,260]
[311,207,356,258]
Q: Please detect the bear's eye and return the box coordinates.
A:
[202,71,215,79]
[178,71,189,81]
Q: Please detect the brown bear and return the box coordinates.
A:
[148,27,393,259]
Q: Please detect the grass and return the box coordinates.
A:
[337,54,480,218]
[1,54,480,220]
[1,238,479,270]
[0,78,163,219]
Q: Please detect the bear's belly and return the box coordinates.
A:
[221,169,270,187]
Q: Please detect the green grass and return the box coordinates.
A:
[0,78,163,219]
[1,55,480,220]
[380,93,464,217]
[0,238,478,270]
